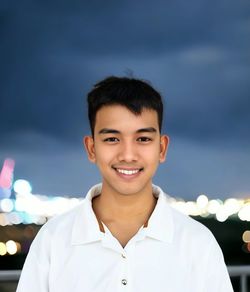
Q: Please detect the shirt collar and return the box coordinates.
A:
[71,183,174,245]
[144,185,174,243]
[71,184,103,245]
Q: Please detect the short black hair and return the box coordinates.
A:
[87,76,163,136]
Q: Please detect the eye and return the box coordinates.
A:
[103,137,119,143]
[137,137,152,142]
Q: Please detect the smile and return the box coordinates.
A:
[116,169,139,175]
[113,167,143,176]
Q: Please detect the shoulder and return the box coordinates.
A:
[32,200,85,244]
[170,205,216,241]
[163,198,232,290]
[164,198,224,261]
[157,188,217,245]
[47,200,85,228]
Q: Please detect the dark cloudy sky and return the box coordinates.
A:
[1,0,250,199]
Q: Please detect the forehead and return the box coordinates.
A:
[94,105,159,133]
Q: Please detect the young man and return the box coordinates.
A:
[17,76,233,291]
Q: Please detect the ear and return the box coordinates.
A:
[159,135,169,163]
[83,136,96,163]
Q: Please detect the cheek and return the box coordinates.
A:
[143,144,161,157]
[95,147,114,163]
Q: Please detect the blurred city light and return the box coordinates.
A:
[216,209,229,222]
[0,178,250,257]
[6,240,18,255]
[170,194,250,222]
[0,242,7,256]
[238,203,250,221]
[0,198,14,212]
[13,179,32,195]
[0,158,15,198]
[0,159,15,188]
[196,194,209,209]
[0,189,249,227]
[207,199,222,214]
[242,230,250,243]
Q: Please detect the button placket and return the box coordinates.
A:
[122,243,136,289]
[121,278,127,286]
[120,250,129,288]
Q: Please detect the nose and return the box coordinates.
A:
[117,141,138,162]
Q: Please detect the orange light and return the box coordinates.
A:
[242,230,250,243]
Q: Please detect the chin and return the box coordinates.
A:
[115,184,150,197]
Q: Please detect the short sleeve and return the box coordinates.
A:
[203,239,234,292]
[16,225,51,292]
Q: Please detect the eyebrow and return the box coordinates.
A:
[98,127,157,134]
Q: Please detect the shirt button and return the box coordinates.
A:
[121,254,126,259]
[121,279,127,285]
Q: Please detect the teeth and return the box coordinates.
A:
[116,169,140,175]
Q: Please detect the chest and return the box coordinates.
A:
[49,241,198,292]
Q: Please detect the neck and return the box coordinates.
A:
[92,184,157,225]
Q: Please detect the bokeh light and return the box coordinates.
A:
[13,179,32,195]
[0,158,15,189]
[216,209,229,222]
[207,199,222,214]
[238,203,250,221]
[0,242,7,256]
[0,198,14,212]
[1,178,250,228]
[196,194,208,209]
[242,230,250,243]
[6,240,18,255]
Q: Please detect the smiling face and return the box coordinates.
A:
[84,105,169,198]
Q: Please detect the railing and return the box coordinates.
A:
[0,266,250,291]
[0,270,20,281]
[228,266,250,292]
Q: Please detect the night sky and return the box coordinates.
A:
[1,0,250,199]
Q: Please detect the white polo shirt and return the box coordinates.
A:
[17,184,233,292]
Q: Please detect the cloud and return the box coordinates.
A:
[179,46,226,64]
